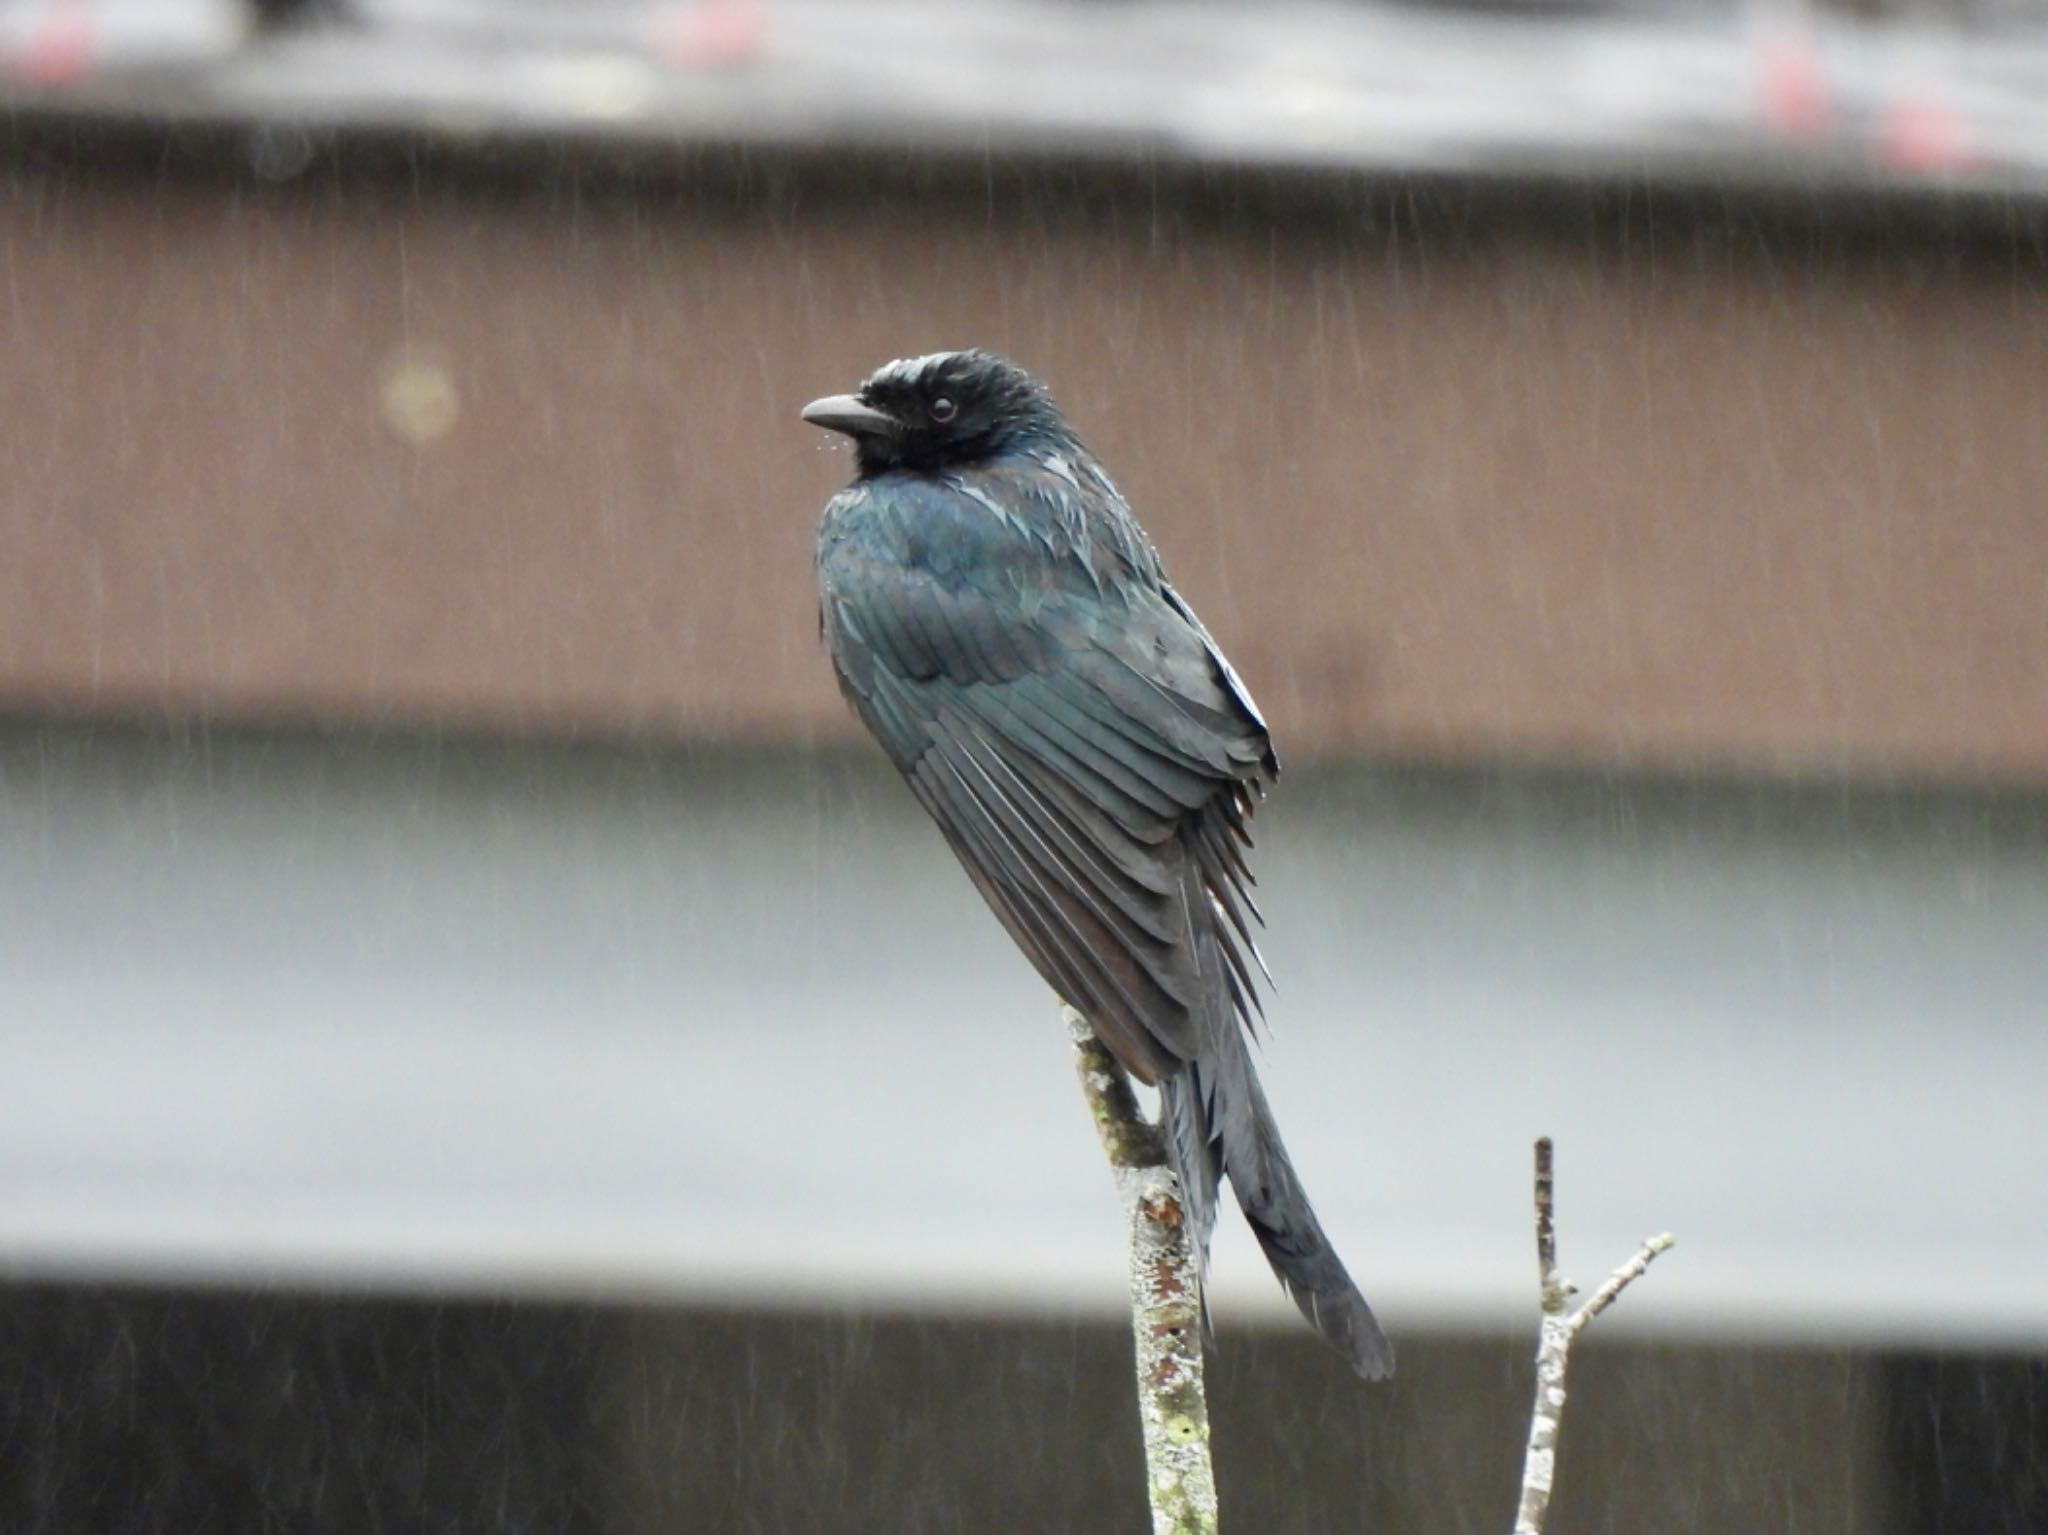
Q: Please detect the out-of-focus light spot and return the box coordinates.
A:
[1877,97,1979,175]
[651,0,767,73]
[12,0,94,86]
[248,124,317,183]
[1756,31,1831,141]
[378,355,460,446]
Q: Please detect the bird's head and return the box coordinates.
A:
[801,350,1068,476]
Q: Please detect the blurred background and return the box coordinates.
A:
[3,1,2047,1531]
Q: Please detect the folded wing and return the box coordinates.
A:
[819,491,1274,1084]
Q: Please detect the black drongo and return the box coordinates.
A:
[804,349,1391,1379]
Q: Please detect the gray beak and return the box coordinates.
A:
[801,394,897,439]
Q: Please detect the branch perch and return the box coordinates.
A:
[1513,1136,1675,1535]
[1064,1003,1219,1535]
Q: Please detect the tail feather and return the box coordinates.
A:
[1216,1036,1394,1378]
[1153,877,1395,1380]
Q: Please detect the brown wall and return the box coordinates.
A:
[5,142,2047,782]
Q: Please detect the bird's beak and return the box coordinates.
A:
[801,394,897,439]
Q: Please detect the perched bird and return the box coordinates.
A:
[804,350,1392,1379]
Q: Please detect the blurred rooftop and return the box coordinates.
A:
[6,0,2048,195]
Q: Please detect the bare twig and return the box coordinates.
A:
[1513,1137,1675,1535]
[1064,1003,1218,1535]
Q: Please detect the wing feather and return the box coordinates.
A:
[818,477,1275,1080]
[919,709,1184,1076]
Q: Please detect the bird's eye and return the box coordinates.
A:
[929,396,958,423]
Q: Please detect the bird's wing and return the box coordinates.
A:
[819,483,1272,1082]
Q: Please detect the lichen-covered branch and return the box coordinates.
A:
[1064,1004,1219,1535]
[1513,1136,1675,1535]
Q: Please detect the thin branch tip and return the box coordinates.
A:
[1513,1140,1678,1535]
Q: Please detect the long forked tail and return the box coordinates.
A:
[1158,976,1395,1380]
